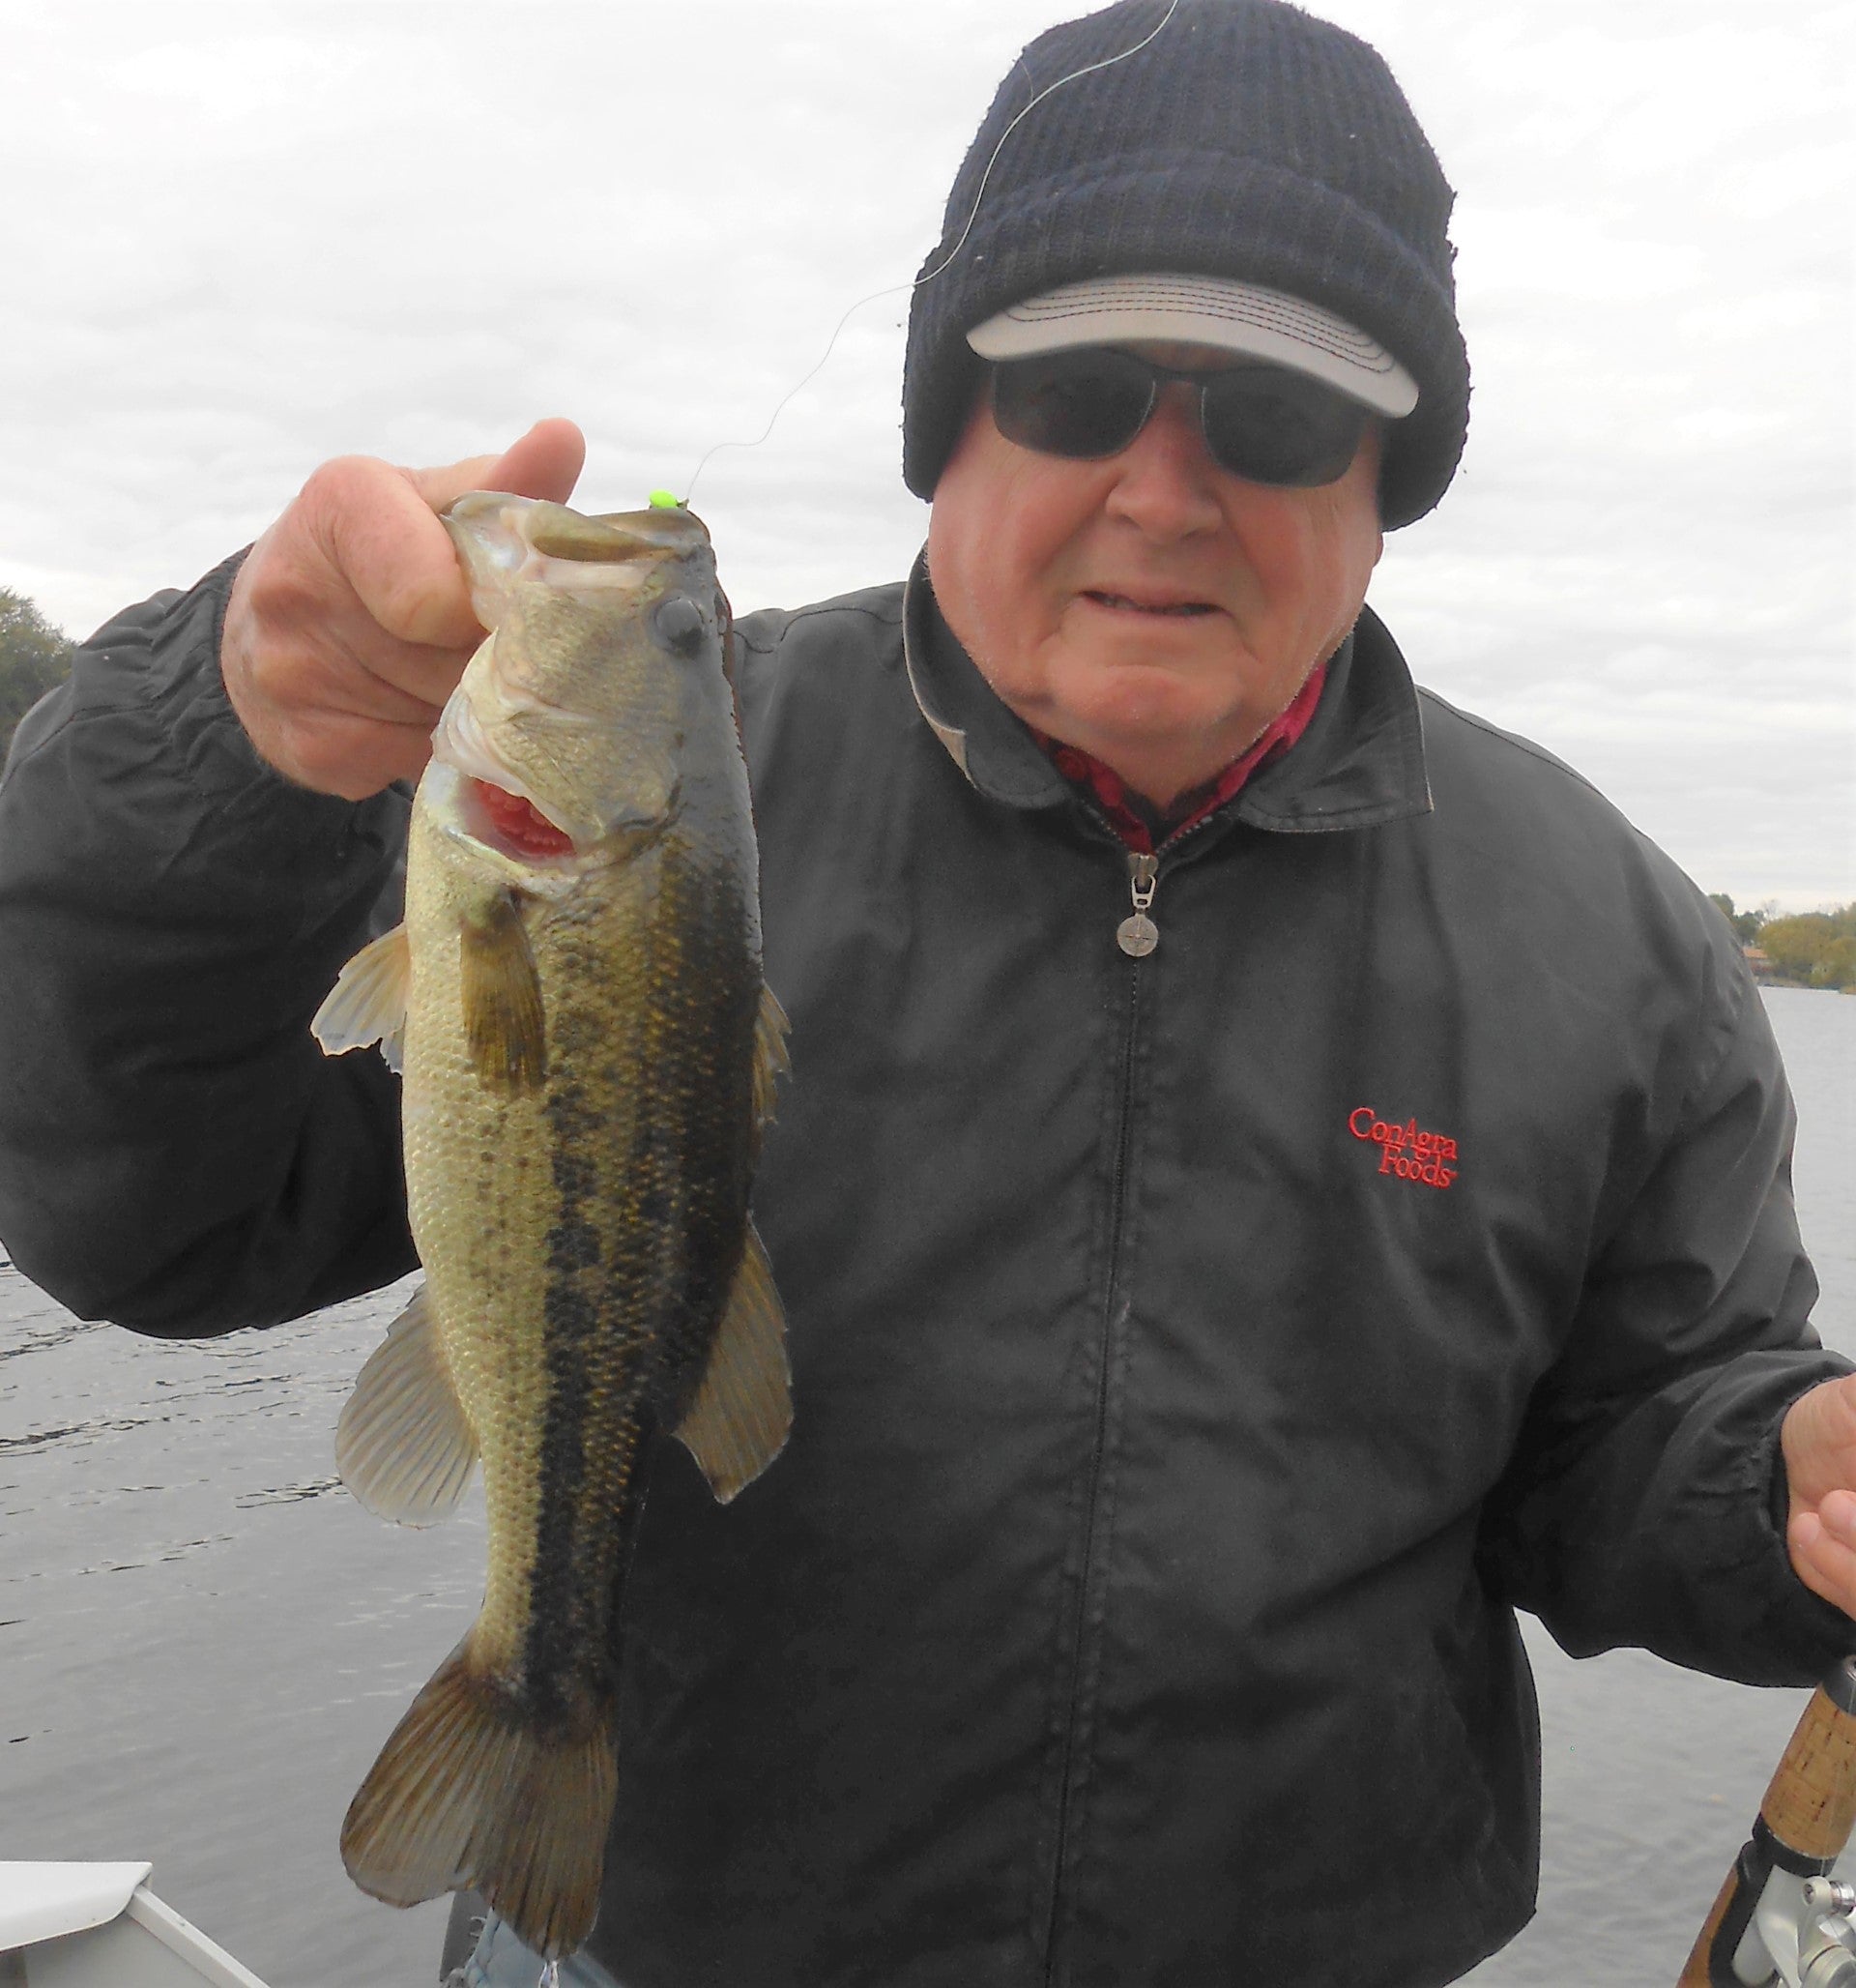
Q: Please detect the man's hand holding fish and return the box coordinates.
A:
[220,417,586,797]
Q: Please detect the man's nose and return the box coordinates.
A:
[1103,382,1226,537]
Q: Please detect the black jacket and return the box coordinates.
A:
[0,553,1849,1988]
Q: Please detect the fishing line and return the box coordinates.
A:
[674,0,1180,508]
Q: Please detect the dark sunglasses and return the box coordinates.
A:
[990,349,1370,489]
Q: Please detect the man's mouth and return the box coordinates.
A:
[1083,590,1216,617]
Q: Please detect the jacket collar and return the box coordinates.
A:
[899,551,1434,835]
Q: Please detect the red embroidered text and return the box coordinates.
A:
[1348,1106,1459,1190]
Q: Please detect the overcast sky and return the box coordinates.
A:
[1,0,1849,908]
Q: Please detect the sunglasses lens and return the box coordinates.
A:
[990,353,1369,488]
[991,354,1155,460]
[1202,369,1367,487]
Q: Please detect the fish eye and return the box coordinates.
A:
[654,595,708,657]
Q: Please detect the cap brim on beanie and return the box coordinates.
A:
[967,272,1420,420]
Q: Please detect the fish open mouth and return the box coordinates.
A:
[466,778,577,860]
[429,689,588,861]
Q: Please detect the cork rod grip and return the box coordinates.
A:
[1677,1659,1856,1988]
[1760,1672,1856,1862]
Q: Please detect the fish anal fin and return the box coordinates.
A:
[312,923,413,1073]
[673,1221,791,1504]
[336,1283,479,1525]
[752,984,791,1133]
[460,888,546,1093]
[341,1634,615,1961]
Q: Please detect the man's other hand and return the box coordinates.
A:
[220,418,586,799]
[1783,1375,1856,1619]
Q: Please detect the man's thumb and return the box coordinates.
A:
[408,418,587,516]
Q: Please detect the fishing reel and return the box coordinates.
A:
[1796,1880,1856,1988]
[1696,1840,1856,1987]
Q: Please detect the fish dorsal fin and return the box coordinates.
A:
[753,984,791,1132]
[311,923,413,1073]
[460,889,546,1093]
[336,1283,479,1525]
[673,1221,791,1504]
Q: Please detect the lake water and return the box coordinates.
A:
[2,987,1851,1987]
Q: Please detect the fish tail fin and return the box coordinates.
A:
[340,1633,617,1960]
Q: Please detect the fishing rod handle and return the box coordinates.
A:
[1764,1663,1856,1861]
[1678,1656,1856,1988]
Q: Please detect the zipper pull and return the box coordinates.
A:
[1116,852,1159,957]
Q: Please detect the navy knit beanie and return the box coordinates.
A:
[901,0,1469,528]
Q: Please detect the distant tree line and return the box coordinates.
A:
[0,588,75,766]
[1712,893,1856,990]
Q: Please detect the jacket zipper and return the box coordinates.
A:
[1043,822,1227,1979]
[1115,852,1159,955]
[1111,807,1230,955]
[1045,833,1189,1980]
[1043,934,1141,1983]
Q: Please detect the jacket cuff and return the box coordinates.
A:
[1717,1361,1856,1675]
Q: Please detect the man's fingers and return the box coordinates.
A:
[409,418,586,518]
[342,419,587,651]
[483,417,586,506]
[1789,1504,1856,1620]
[281,706,444,803]
[312,458,485,653]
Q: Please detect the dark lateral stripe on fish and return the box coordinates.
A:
[521,1048,700,1722]
[521,1072,622,1731]
[515,863,760,1715]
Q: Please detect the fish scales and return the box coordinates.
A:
[312,495,792,1959]
[407,788,753,1695]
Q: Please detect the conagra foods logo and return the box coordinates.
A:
[1348,1106,1459,1190]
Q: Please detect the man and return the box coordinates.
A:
[3,3,1855,1984]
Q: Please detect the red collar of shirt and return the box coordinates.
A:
[1030,659,1329,855]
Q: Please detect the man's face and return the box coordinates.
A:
[924,342,1385,808]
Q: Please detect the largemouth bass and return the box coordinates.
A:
[310,492,792,1958]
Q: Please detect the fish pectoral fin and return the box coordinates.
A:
[342,1629,615,1960]
[673,1221,792,1504]
[460,888,546,1093]
[336,1282,479,1525]
[311,922,413,1072]
[752,983,792,1133]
